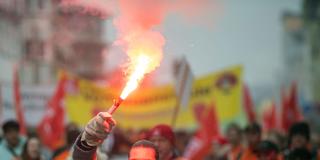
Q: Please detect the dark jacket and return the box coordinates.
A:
[72,135,97,160]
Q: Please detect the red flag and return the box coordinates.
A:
[243,84,256,123]
[281,82,303,132]
[13,65,27,135]
[262,101,277,131]
[183,103,220,159]
[0,83,3,124]
[280,86,290,132]
[37,74,66,150]
[183,133,212,160]
[288,82,303,120]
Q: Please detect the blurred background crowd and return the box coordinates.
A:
[1,118,320,159]
[1,0,320,160]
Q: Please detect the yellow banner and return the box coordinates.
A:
[65,65,245,129]
[65,80,177,129]
[176,65,245,129]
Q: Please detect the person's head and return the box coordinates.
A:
[147,124,175,160]
[174,130,190,155]
[244,122,261,149]
[265,130,286,150]
[288,148,312,160]
[226,123,242,146]
[65,123,81,147]
[2,120,20,147]
[21,134,42,160]
[129,140,159,160]
[257,140,279,160]
[288,122,310,149]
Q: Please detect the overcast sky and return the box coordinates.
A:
[163,0,302,86]
[105,0,302,88]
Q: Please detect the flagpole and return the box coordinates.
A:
[0,82,3,124]
[171,57,194,127]
[13,64,27,135]
[171,95,181,127]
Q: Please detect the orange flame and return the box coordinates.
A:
[119,31,164,99]
[120,55,150,99]
[115,0,166,100]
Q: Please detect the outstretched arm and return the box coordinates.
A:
[72,112,116,160]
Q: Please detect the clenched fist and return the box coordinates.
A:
[81,112,116,146]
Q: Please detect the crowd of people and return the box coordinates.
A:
[0,112,320,160]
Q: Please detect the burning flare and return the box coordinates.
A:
[107,0,166,114]
[117,30,165,99]
[108,50,160,115]
[120,55,150,99]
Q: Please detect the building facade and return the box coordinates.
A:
[0,0,109,86]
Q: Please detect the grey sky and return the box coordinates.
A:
[162,0,302,87]
[104,0,302,89]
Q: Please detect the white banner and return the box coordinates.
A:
[1,84,54,126]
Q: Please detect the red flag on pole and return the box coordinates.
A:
[281,82,303,132]
[13,65,27,135]
[183,103,220,159]
[243,84,256,123]
[280,87,288,131]
[262,101,277,131]
[288,82,303,120]
[0,83,3,124]
[37,73,66,150]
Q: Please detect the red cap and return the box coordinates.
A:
[148,124,175,145]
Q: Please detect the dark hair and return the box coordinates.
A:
[226,123,242,134]
[21,134,41,160]
[65,123,81,146]
[288,148,312,160]
[289,122,310,142]
[257,140,279,154]
[244,122,261,134]
[2,120,20,133]
[130,140,159,160]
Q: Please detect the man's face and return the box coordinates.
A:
[150,135,172,159]
[258,151,278,160]
[291,134,308,149]
[4,129,20,147]
[227,128,241,145]
[129,146,156,160]
[246,132,261,148]
[27,138,41,159]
